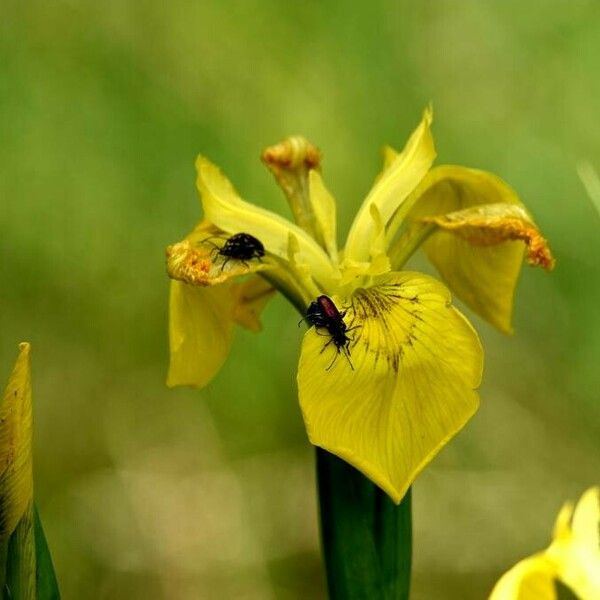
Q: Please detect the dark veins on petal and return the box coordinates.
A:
[348,284,426,374]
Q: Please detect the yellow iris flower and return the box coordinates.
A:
[166,109,553,503]
[490,487,600,600]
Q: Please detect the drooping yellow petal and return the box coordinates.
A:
[402,165,541,333]
[167,273,275,388]
[344,108,436,262]
[231,276,276,332]
[0,344,34,542]
[489,554,558,600]
[196,156,338,290]
[167,280,236,388]
[422,203,555,270]
[298,272,483,503]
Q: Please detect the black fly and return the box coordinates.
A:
[205,232,265,270]
[304,295,358,371]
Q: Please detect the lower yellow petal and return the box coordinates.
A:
[0,343,34,542]
[167,281,235,388]
[297,272,483,503]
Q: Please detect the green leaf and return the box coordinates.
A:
[316,449,412,600]
[33,507,60,600]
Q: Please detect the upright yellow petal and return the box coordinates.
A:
[490,487,600,600]
[552,501,575,542]
[569,487,600,549]
[167,281,235,388]
[196,156,338,290]
[549,488,600,600]
[308,170,339,262]
[344,108,436,262]
[0,343,34,543]
[298,273,483,503]
[404,165,537,333]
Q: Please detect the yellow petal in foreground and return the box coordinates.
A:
[404,166,539,333]
[298,273,483,503]
[344,108,436,263]
[0,343,34,542]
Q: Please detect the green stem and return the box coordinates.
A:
[388,223,436,270]
[316,449,412,600]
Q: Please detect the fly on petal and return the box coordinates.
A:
[298,273,483,503]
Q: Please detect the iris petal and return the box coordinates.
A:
[196,156,338,290]
[167,281,235,388]
[489,555,557,600]
[403,165,542,333]
[308,170,339,262]
[297,272,483,503]
[344,108,436,262]
[490,488,600,600]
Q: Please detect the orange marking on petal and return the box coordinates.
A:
[423,206,555,271]
[166,241,214,285]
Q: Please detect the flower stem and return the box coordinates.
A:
[316,448,412,599]
[388,223,436,270]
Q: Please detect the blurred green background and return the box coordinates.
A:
[2,1,600,598]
